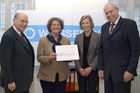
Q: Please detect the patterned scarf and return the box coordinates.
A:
[47,34,62,52]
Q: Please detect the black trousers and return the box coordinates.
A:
[77,70,98,93]
[105,74,131,93]
[40,73,66,93]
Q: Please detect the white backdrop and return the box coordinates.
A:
[21,10,107,66]
[22,10,126,66]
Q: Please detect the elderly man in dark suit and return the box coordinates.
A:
[97,2,140,93]
[0,12,34,93]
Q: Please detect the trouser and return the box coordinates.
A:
[77,70,99,93]
[40,73,66,93]
[105,74,131,93]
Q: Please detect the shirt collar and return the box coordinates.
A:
[110,16,120,25]
[13,25,21,36]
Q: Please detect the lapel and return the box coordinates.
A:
[88,31,96,53]
[79,33,84,55]
[104,22,110,40]
[11,27,32,54]
[109,17,123,38]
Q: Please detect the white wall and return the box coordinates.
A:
[35,0,108,11]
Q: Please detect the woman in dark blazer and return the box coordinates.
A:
[37,17,71,93]
[74,15,100,93]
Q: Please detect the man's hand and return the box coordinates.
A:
[123,71,134,82]
[98,70,104,80]
[8,82,16,91]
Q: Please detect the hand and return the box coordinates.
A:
[79,68,87,76]
[123,71,134,82]
[98,70,104,80]
[49,52,56,60]
[84,67,92,77]
[8,82,16,91]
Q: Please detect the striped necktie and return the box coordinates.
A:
[20,32,27,42]
[109,23,115,35]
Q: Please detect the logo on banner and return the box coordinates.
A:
[24,25,101,42]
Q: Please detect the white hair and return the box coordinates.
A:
[104,2,119,10]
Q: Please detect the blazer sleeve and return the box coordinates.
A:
[37,38,51,64]
[126,20,140,75]
[1,34,14,84]
[89,34,100,70]
[74,36,81,70]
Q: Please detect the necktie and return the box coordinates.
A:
[20,32,27,42]
[109,23,115,35]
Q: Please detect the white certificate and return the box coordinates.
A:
[55,45,79,61]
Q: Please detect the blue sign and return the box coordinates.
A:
[24,25,101,42]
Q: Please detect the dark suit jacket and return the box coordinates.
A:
[0,46,2,85]
[0,26,35,91]
[97,17,140,83]
[75,31,100,70]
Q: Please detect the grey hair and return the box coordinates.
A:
[104,2,119,10]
